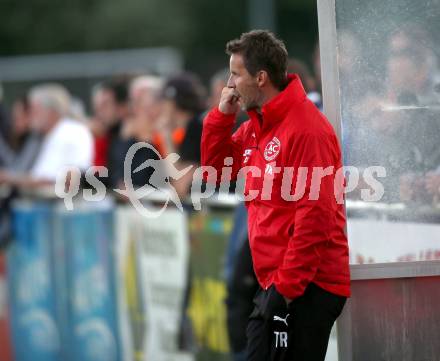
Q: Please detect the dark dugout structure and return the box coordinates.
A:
[318,0,440,360]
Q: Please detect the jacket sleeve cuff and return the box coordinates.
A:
[274,272,310,301]
[204,107,236,127]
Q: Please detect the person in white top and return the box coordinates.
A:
[0,84,93,188]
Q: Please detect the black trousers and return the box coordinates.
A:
[246,283,346,361]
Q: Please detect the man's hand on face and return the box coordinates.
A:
[218,87,241,115]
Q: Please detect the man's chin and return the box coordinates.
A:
[242,103,259,112]
[238,99,247,111]
[238,99,252,111]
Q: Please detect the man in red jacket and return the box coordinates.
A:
[201,30,350,361]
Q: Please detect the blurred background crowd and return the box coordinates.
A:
[1,23,440,207]
[0,58,323,196]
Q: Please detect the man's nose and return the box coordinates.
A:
[227,75,235,88]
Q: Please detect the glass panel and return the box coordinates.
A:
[335,0,440,264]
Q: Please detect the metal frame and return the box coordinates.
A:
[317,1,440,359]
[350,260,440,280]
[317,0,342,140]
[316,0,440,280]
[0,47,183,82]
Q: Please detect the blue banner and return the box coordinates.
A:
[8,203,121,361]
[56,207,120,361]
[8,202,61,361]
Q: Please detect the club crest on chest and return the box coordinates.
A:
[264,136,281,162]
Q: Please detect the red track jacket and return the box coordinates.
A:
[201,74,350,300]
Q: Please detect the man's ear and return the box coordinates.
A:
[256,70,269,88]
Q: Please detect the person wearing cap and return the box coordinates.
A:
[156,72,207,198]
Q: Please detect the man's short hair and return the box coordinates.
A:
[226,30,288,90]
[29,83,71,117]
[130,75,164,99]
[161,73,206,114]
[101,76,131,105]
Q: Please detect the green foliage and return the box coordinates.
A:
[0,0,318,77]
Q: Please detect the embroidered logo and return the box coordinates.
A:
[243,149,252,164]
[264,136,281,161]
[273,314,289,326]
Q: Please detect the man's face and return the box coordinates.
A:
[92,88,118,126]
[134,89,163,127]
[387,52,428,93]
[141,91,162,122]
[130,86,145,118]
[30,100,53,133]
[228,54,262,110]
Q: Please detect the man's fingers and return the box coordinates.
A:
[218,87,241,114]
[220,88,238,105]
[229,94,239,104]
[223,86,239,96]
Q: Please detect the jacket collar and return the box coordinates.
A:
[247,74,306,134]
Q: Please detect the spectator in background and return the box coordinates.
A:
[153,74,207,354]
[0,83,93,188]
[287,58,321,108]
[0,84,14,168]
[3,95,44,175]
[348,25,440,203]
[9,95,32,153]
[387,25,439,105]
[336,30,380,166]
[391,26,440,204]
[90,83,114,167]
[112,75,164,191]
[156,73,207,198]
[392,26,440,176]
[426,169,440,203]
[89,77,131,188]
[128,75,163,146]
[70,96,88,124]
